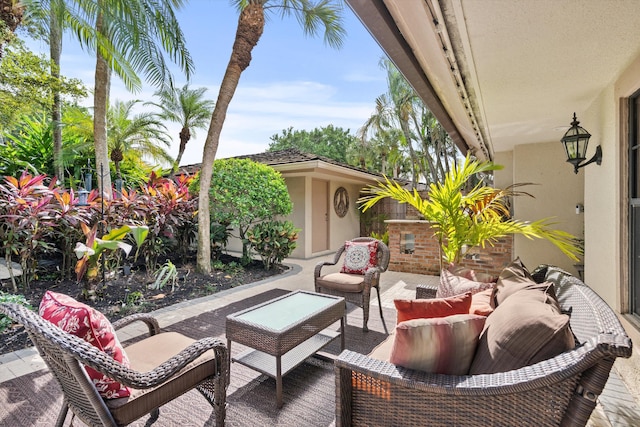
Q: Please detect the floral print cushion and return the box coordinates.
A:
[39,291,131,399]
[340,240,378,275]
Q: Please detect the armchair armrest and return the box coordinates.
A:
[416,284,438,299]
[112,313,160,336]
[314,245,347,278]
[64,331,228,389]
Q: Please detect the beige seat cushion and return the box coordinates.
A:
[368,334,395,362]
[106,332,216,425]
[316,272,365,292]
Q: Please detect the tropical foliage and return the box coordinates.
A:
[0,171,91,290]
[195,0,346,273]
[0,170,198,293]
[21,0,195,195]
[74,223,148,299]
[107,99,173,179]
[359,58,459,186]
[359,156,582,266]
[0,40,86,131]
[247,220,299,270]
[147,82,215,170]
[195,158,292,265]
[268,125,357,164]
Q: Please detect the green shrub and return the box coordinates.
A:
[247,220,299,270]
[203,158,293,265]
[210,222,231,260]
[150,260,178,292]
[370,230,389,245]
[0,292,32,333]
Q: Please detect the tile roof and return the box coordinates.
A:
[176,148,383,178]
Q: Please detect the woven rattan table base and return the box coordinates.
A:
[226,290,345,408]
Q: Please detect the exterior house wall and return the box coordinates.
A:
[489,147,584,275]
[583,85,619,308]
[227,177,369,259]
[327,182,362,253]
[493,151,513,190]
[385,220,513,277]
[511,141,584,275]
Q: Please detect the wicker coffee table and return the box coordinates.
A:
[226,290,345,408]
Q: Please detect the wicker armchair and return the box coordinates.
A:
[314,237,390,332]
[335,265,633,427]
[0,303,228,427]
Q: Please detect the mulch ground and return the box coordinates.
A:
[0,253,286,355]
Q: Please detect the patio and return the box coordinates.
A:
[1,255,639,426]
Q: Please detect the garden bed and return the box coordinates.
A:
[0,253,287,355]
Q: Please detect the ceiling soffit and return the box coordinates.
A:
[347,0,478,158]
[382,0,490,159]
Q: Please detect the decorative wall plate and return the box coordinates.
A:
[334,187,349,217]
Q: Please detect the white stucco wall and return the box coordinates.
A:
[327,182,362,251]
[582,85,619,308]
[493,151,513,190]
[494,143,584,274]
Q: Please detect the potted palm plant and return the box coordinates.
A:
[359,156,581,269]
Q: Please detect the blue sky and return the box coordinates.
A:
[25,1,389,166]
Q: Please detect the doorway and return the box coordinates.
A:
[312,179,329,253]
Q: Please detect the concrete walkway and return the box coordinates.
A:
[1,254,638,426]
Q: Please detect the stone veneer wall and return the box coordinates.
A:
[386,220,513,278]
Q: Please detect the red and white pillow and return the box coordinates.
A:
[437,268,495,298]
[390,314,487,375]
[340,240,378,275]
[39,291,131,399]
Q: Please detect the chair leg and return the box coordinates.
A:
[144,409,160,426]
[362,294,370,333]
[55,399,69,427]
[374,286,388,335]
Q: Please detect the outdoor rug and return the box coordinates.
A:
[0,288,396,426]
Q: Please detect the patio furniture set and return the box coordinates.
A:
[0,237,633,426]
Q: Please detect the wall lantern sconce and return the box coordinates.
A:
[561,112,602,174]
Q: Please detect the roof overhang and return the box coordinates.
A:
[273,160,383,185]
[348,0,640,159]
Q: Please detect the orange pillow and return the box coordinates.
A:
[394,292,472,323]
[470,288,495,316]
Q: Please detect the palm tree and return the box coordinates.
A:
[107,99,172,180]
[360,58,459,187]
[47,0,193,197]
[359,156,582,267]
[147,82,215,171]
[0,0,24,59]
[195,0,346,273]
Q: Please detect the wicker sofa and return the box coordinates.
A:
[334,265,633,427]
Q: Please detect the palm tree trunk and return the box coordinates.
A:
[411,111,438,184]
[93,8,112,198]
[399,120,418,188]
[50,8,64,183]
[197,1,265,273]
[173,126,190,171]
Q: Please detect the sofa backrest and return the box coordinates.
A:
[532,265,629,350]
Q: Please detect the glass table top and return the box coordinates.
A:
[233,292,339,331]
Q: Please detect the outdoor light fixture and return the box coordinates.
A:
[561,113,602,174]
